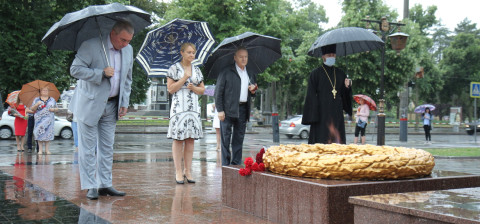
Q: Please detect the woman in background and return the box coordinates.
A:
[353,98,370,145]
[212,103,221,151]
[422,107,432,144]
[13,98,32,151]
[30,87,58,154]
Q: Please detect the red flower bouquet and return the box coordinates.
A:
[238,147,267,176]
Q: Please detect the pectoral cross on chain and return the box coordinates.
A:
[332,89,337,99]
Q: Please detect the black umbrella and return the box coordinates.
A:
[204,32,281,79]
[41,3,151,65]
[308,27,384,57]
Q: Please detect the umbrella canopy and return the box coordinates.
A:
[203,85,215,97]
[354,94,377,111]
[5,90,20,108]
[19,80,60,108]
[204,32,282,79]
[308,27,384,57]
[136,18,216,78]
[414,104,435,113]
[42,2,151,51]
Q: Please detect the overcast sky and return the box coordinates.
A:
[313,0,480,31]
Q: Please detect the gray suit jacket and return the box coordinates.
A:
[69,37,133,126]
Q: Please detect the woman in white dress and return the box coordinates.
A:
[167,43,205,184]
[212,103,221,151]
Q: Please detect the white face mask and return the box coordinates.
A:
[324,57,336,66]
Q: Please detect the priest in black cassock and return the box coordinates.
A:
[301,44,352,144]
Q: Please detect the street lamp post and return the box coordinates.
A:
[362,17,408,145]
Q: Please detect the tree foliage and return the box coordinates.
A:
[439,23,480,120]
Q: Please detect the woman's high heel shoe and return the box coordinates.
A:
[184,175,195,183]
[175,176,184,184]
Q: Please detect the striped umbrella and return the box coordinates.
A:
[353,94,376,111]
[5,90,20,107]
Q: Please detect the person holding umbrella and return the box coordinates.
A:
[353,98,370,144]
[422,107,433,144]
[30,86,58,155]
[353,94,376,145]
[215,46,258,166]
[167,42,205,184]
[69,20,134,199]
[302,44,352,144]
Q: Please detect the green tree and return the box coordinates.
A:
[0,0,72,98]
[439,23,480,120]
[408,4,438,35]
[430,26,452,63]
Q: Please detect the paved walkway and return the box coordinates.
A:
[0,131,479,223]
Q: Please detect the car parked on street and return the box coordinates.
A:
[279,115,310,139]
[0,111,73,140]
[466,120,480,135]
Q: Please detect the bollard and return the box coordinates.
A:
[399,118,408,142]
[272,113,279,143]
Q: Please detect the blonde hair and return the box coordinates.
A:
[180,42,196,52]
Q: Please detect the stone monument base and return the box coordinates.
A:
[222,166,480,224]
[350,187,480,223]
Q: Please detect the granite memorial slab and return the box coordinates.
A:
[350,187,480,223]
[222,166,480,224]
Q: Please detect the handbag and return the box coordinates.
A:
[356,120,367,128]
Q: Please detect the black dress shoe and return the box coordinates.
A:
[86,188,98,200]
[98,187,126,196]
[184,175,195,184]
[27,148,32,153]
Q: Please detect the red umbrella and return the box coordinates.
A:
[354,94,376,111]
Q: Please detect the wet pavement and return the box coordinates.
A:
[0,127,479,223]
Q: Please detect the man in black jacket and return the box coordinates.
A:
[215,47,257,166]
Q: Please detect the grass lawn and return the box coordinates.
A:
[424,148,480,157]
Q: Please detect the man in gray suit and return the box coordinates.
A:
[70,20,133,200]
[215,47,257,166]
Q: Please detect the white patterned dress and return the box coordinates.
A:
[167,63,204,140]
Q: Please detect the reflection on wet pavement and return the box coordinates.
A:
[0,133,478,223]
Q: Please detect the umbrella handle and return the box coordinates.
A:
[95,17,111,67]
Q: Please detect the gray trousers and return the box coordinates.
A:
[220,104,247,166]
[78,100,117,190]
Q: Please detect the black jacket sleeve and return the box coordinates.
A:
[215,70,226,113]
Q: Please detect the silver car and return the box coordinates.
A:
[0,111,73,140]
[279,115,310,139]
